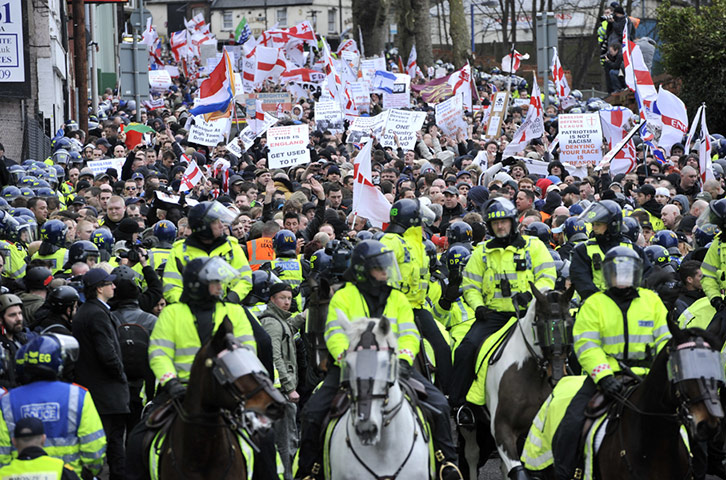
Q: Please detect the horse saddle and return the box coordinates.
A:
[141,400,178,473]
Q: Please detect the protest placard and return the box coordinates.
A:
[314,100,344,133]
[226,111,278,157]
[435,94,468,138]
[360,57,387,88]
[485,91,509,138]
[164,65,180,78]
[382,74,411,109]
[149,70,172,91]
[380,109,426,150]
[188,117,231,146]
[347,112,389,144]
[246,93,293,117]
[87,158,125,176]
[267,125,311,169]
[350,82,370,114]
[558,113,603,166]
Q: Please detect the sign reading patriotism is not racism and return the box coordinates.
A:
[558,113,603,166]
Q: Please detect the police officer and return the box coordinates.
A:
[433,245,475,347]
[35,286,79,335]
[0,417,80,480]
[701,199,726,314]
[297,240,462,480]
[57,241,100,278]
[555,217,588,262]
[91,228,114,262]
[535,247,670,479]
[380,199,452,390]
[162,201,252,304]
[148,220,177,275]
[31,220,68,274]
[446,221,474,252]
[570,200,636,301]
[450,198,555,420]
[243,270,279,317]
[0,335,106,477]
[266,229,308,313]
[0,212,29,280]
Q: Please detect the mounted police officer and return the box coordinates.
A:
[450,198,556,424]
[296,240,463,480]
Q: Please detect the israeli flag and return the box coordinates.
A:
[371,70,397,94]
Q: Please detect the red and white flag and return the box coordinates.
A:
[447,62,475,110]
[322,41,344,102]
[406,45,418,78]
[698,107,715,187]
[653,87,688,156]
[170,30,188,62]
[501,50,529,73]
[260,21,316,48]
[622,23,657,110]
[179,160,204,193]
[352,139,391,228]
[504,73,544,156]
[337,39,360,56]
[599,107,637,176]
[551,47,570,100]
[250,100,266,134]
[280,68,325,84]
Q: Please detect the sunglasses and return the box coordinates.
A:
[125,186,137,190]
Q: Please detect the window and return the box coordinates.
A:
[328,9,336,34]
[277,9,287,28]
[223,12,233,30]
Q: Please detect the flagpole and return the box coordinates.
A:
[507,44,515,93]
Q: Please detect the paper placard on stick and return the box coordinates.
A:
[227,112,278,157]
[360,57,387,88]
[87,158,125,176]
[314,100,344,133]
[267,125,311,169]
[164,65,180,78]
[558,113,603,166]
[149,70,173,91]
[435,94,468,139]
[485,91,509,139]
[382,74,411,109]
[189,117,231,146]
[350,82,370,114]
[347,112,389,144]
[380,109,426,150]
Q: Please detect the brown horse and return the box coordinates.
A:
[157,318,286,480]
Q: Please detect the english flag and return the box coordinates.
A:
[352,139,392,228]
[551,47,570,99]
[280,68,325,84]
[652,87,688,156]
[170,30,188,62]
[190,48,236,116]
[406,45,418,78]
[179,160,204,193]
[322,40,344,101]
[260,21,316,47]
[141,18,158,46]
[504,72,544,156]
[337,38,360,56]
[622,22,657,110]
[448,62,475,110]
[501,50,529,73]
[599,107,637,176]
[698,107,715,187]
[250,100,265,135]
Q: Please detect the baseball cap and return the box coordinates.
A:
[444,187,458,195]
[636,184,656,197]
[79,168,95,179]
[131,172,144,181]
[14,417,44,438]
[456,170,471,178]
[83,268,116,288]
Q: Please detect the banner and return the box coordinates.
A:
[246,92,293,117]
[0,0,25,83]
[314,100,344,133]
[226,111,278,157]
[267,125,311,168]
[382,74,411,109]
[188,117,231,146]
[435,94,468,138]
[149,70,172,91]
[87,158,125,176]
[558,113,603,166]
[380,109,426,150]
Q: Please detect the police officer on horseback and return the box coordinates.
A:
[296,240,463,480]
[450,198,556,423]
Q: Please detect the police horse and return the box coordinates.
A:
[458,285,574,480]
[327,313,432,479]
[152,318,286,480]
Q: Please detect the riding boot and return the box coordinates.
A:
[508,465,533,480]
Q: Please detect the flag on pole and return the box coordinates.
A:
[406,45,418,78]
[371,70,397,94]
[551,47,570,99]
[501,51,529,73]
[190,48,236,116]
[235,17,251,44]
[599,107,637,176]
[504,72,544,155]
[337,39,360,56]
[178,160,204,192]
[698,107,715,187]
[352,139,392,228]
[685,104,704,153]
[448,62,474,109]
[652,87,688,156]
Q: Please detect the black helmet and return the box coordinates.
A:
[523,222,552,245]
[111,265,142,300]
[24,267,53,291]
[273,229,297,256]
[348,240,401,292]
[603,246,643,289]
[325,239,353,279]
[644,245,672,268]
[66,240,99,267]
[621,217,641,243]
[695,224,719,248]
[47,286,79,313]
[447,221,473,245]
[309,248,333,276]
[188,201,236,241]
[387,199,422,234]
[180,257,238,305]
[709,198,726,231]
[483,198,518,240]
[652,230,680,256]
[244,270,281,305]
[446,244,472,275]
[355,230,374,242]
[579,200,622,238]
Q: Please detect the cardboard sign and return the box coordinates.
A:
[87,158,125,176]
[188,117,231,146]
[347,112,389,144]
[149,70,172,91]
[314,100,344,133]
[485,91,509,139]
[267,125,311,169]
[164,65,180,78]
[558,113,603,166]
[435,93,468,139]
[382,74,411,109]
[380,109,426,150]
[246,92,293,117]
[350,82,370,114]
[360,57,387,88]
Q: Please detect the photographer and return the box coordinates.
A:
[110,228,163,314]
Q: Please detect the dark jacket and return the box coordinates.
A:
[440,203,465,236]
[112,299,157,333]
[36,310,73,336]
[72,298,129,415]
[0,329,32,389]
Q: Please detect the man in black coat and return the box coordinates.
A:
[72,268,129,480]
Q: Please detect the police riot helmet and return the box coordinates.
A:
[180,257,238,305]
[708,198,726,231]
[483,198,518,240]
[153,220,177,247]
[602,246,643,290]
[348,240,402,292]
[24,267,53,291]
[694,224,719,249]
[66,240,100,267]
[47,286,80,313]
[187,201,236,241]
[562,217,588,243]
[52,149,70,166]
[621,217,641,244]
[524,222,552,245]
[40,219,68,249]
[273,229,297,256]
[18,334,79,382]
[309,248,333,276]
[652,229,680,256]
[447,221,473,245]
[244,270,281,305]
[355,230,374,242]
[91,228,114,254]
[644,245,672,269]
[424,239,440,273]
[446,244,472,275]
[387,199,423,234]
[579,200,623,237]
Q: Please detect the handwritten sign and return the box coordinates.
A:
[267,125,311,169]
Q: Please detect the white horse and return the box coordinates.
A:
[458,286,573,480]
[328,312,431,479]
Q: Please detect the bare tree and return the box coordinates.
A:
[354,0,390,56]
[395,0,434,69]
[449,0,470,66]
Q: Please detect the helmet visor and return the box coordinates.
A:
[47,334,80,364]
[579,202,615,225]
[365,250,402,289]
[204,201,237,226]
[603,256,643,289]
[198,257,239,287]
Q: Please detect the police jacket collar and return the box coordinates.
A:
[17,446,48,460]
[486,233,525,250]
[186,232,228,253]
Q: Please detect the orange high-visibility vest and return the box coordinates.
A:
[246,237,275,271]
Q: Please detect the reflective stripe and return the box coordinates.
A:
[523,450,553,468]
[67,385,80,435]
[575,331,601,341]
[653,325,670,338]
[79,428,106,444]
[526,432,544,448]
[150,339,175,349]
[80,449,105,459]
[397,322,418,332]
[610,350,647,360]
[163,271,183,280]
[532,412,545,430]
[163,284,177,293]
[238,265,252,273]
[494,273,518,281]
[462,271,483,282]
[149,350,168,360]
[602,334,654,345]
[455,301,469,323]
[176,347,199,356]
[493,290,523,299]
[1,393,15,442]
[702,261,718,273]
[462,284,478,291]
[533,262,555,274]
[45,437,79,447]
[538,274,557,282]
[0,446,12,455]
[60,452,81,463]
[576,341,600,357]
[397,332,421,341]
[235,335,255,344]
[175,363,192,372]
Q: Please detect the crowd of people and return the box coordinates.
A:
[0,30,724,480]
